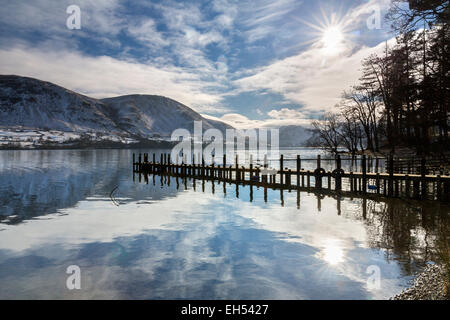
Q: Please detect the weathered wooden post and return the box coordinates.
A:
[138,153,142,171]
[296,155,300,187]
[350,172,354,192]
[301,168,305,187]
[362,155,367,193]
[249,154,253,183]
[307,170,311,188]
[223,154,226,178]
[133,153,136,171]
[315,155,322,189]
[335,155,342,191]
[376,172,380,194]
[235,154,239,181]
[223,177,226,194]
[280,155,284,185]
[144,153,148,171]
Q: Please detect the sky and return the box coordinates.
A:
[0,0,396,128]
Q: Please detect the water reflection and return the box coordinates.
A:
[0,149,448,299]
[321,239,345,266]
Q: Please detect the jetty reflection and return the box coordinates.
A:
[135,170,449,269]
[0,149,448,299]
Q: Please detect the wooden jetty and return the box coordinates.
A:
[133,153,450,202]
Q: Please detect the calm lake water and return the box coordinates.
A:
[0,148,448,299]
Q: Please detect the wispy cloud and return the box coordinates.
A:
[203,107,313,129]
[239,0,302,43]
[0,0,396,124]
[0,45,230,113]
[232,0,394,113]
[126,19,170,50]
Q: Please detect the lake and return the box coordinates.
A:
[0,148,448,299]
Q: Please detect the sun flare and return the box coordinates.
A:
[293,10,350,56]
[321,25,345,55]
[322,239,344,265]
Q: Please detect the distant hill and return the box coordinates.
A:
[0,75,232,148]
[278,125,312,147]
[102,94,231,138]
[0,75,120,133]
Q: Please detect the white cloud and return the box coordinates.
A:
[267,108,306,119]
[234,38,396,113]
[0,0,396,121]
[203,107,313,129]
[127,19,169,49]
[142,1,232,80]
[239,0,301,42]
[184,28,224,47]
[233,0,396,113]
[0,0,125,36]
[0,46,230,113]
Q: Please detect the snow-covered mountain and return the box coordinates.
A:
[102,94,231,138]
[0,75,232,147]
[0,75,121,134]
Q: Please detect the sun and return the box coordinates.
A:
[292,9,351,56]
[321,25,345,55]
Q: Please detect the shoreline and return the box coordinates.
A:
[391,264,449,300]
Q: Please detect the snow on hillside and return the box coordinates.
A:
[0,75,121,134]
[0,75,232,148]
[102,94,232,138]
[0,127,138,148]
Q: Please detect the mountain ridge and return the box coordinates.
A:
[0,75,233,148]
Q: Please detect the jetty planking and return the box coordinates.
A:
[133,153,450,202]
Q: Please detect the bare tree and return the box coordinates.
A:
[338,103,363,156]
[387,0,449,32]
[311,112,342,154]
[342,84,382,152]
